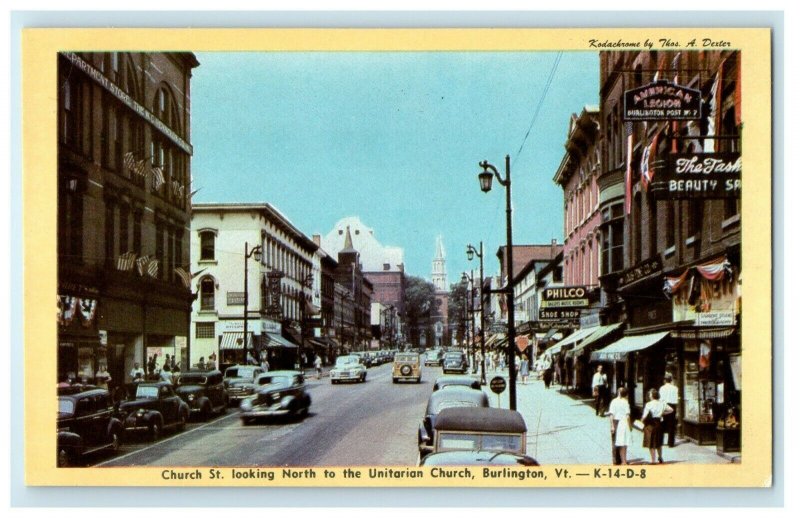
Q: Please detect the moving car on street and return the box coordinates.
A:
[330,355,368,384]
[441,351,469,374]
[392,352,421,383]
[118,382,190,440]
[57,387,124,467]
[223,365,265,405]
[424,349,444,366]
[421,406,536,465]
[175,369,229,420]
[240,371,311,424]
[433,375,481,391]
[418,386,489,458]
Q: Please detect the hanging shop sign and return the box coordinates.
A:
[618,256,663,290]
[543,285,589,301]
[516,335,530,353]
[623,80,702,121]
[653,152,742,199]
[539,308,581,321]
[266,271,284,320]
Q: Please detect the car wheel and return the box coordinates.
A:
[392,378,398,384]
[202,403,212,421]
[416,377,421,384]
[178,411,188,431]
[57,448,71,468]
[150,419,162,441]
[361,373,367,383]
[241,417,252,426]
[331,379,337,385]
[109,431,121,452]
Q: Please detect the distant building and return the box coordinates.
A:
[496,242,562,321]
[432,236,449,346]
[334,226,374,350]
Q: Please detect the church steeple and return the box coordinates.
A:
[432,236,447,292]
[342,225,356,253]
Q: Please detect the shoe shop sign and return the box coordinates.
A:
[624,80,702,121]
[653,152,742,199]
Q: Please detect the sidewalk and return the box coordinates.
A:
[481,371,737,465]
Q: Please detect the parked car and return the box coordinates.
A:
[175,370,229,420]
[392,352,421,383]
[418,450,539,466]
[330,355,367,384]
[57,387,124,467]
[418,386,489,458]
[240,371,311,424]
[223,365,265,404]
[433,375,481,391]
[427,407,533,461]
[424,349,444,366]
[441,351,469,374]
[118,382,190,440]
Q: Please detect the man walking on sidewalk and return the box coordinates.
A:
[660,373,679,447]
[592,364,609,416]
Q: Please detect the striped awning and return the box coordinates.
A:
[219,332,254,350]
[263,332,298,349]
[590,331,670,362]
[543,326,598,356]
[566,323,623,359]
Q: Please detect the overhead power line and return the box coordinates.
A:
[513,52,563,166]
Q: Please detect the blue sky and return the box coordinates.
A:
[191,51,599,282]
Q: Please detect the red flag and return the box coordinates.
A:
[624,121,634,214]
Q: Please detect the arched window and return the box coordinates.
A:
[199,230,216,261]
[154,84,182,135]
[200,277,216,311]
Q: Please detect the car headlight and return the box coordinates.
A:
[188,394,195,401]
[136,409,145,416]
[240,399,253,411]
[280,395,293,407]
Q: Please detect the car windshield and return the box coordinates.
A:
[58,398,74,415]
[434,400,479,413]
[135,385,160,399]
[396,354,417,362]
[178,375,207,385]
[438,432,522,452]
[225,367,255,379]
[258,376,291,388]
[336,356,359,366]
[445,353,462,360]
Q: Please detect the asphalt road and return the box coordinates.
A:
[96,363,446,467]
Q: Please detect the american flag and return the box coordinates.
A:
[640,133,658,191]
[151,166,165,190]
[135,255,150,276]
[704,63,724,153]
[123,152,136,172]
[624,121,634,215]
[174,267,192,288]
[116,251,136,271]
[134,159,148,177]
[147,259,159,279]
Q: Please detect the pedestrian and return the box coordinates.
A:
[642,388,674,464]
[609,387,632,465]
[543,361,554,389]
[197,356,205,370]
[147,355,157,376]
[129,362,145,383]
[261,357,270,372]
[159,363,173,383]
[208,352,217,370]
[95,365,111,390]
[565,355,573,390]
[659,373,679,447]
[519,355,530,385]
[314,354,322,379]
[592,364,609,416]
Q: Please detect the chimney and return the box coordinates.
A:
[551,238,558,258]
[312,234,321,246]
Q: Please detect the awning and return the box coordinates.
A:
[219,332,254,351]
[484,333,505,349]
[670,327,736,340]
[263,332,298,349]
[590,331,670,362]
[541,328,558,341]
[567,323,623,358]
[543,326,598,356]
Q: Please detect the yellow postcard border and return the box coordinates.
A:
[22,27,772,488]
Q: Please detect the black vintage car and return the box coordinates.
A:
[175,370,229,420]
[118,382,190,440]
[239,371,311,424]
[223,365,266,405]
[441,351,469,374]
[417,386,489,458]
[57,387,124,467]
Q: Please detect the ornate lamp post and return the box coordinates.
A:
[299,273,313,368]
[477,155,517,410]
[460,272,472,360]
[242,242,262,365]
[467,242,487,386]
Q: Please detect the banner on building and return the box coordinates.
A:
[623,80,702,121]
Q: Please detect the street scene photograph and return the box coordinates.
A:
[54,46,744,471]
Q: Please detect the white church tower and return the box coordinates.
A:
[432,235,448,292]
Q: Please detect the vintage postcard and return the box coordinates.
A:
[21,26,772,488]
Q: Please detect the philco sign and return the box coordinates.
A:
[543,286,589,301]
[654,152,742,199]
[624,80,702,121]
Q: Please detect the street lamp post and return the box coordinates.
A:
[299,273,313,369]
[477,155,517,411]
[467,242,486,385]
[461,272,472,361]
[242,242,263,365]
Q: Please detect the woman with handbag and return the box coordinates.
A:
[609,387,632,465]
[642,388,674,464]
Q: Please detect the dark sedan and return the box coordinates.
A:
[175,370,229,420]
[239,371,311,424]
[118,382,190,440]
[417,386,489,459]
[57,387,124,467]
[441,352,469,374]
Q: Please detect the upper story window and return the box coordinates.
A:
[199,231,216,261]
[200,277,216,311]
[154,84,181,135]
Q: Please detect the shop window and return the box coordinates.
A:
[200,277,216,311]
[195,322,215,339]
[58,179,84,263]
[199,231,216,261]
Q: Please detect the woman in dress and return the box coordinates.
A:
[642,388,674,464]
[519,355,530,385]
[609,387,632,465]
